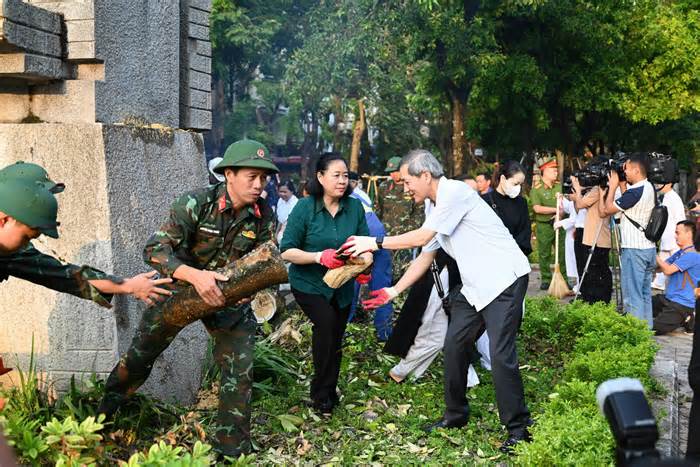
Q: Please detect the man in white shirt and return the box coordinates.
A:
[652,183,686,290]
[340,149,532,453]
[601,153,657,327]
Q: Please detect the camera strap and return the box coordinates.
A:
[621,183,660,233]
[430,260,451,319]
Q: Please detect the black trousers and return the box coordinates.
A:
[292,289,350,403]
[688,298,700,460]
[579,243,612,304]
[443,275,530,434]
[574,228,587,279]
[652,295,694,335]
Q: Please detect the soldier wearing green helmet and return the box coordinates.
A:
[98,139,280,458]
[0,161,66,194]
[375,156,425,280]
[0,169,173,307]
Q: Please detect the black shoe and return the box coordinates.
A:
[499,429,532,454]
[540,282,550,290]
[312,398,335,415]
[423,416,468,433]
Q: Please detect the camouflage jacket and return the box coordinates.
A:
[375,180,425,235]
[144,183,274,275]
[0,243,117,308]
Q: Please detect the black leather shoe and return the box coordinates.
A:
[540,282,550,290]
[499,429,532,454]
[423,416,468,433]
[312,398,335,415]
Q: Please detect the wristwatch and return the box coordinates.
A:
[375,235,384,250]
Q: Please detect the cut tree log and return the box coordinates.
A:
[323,256,373,289]
[161,241,288,327]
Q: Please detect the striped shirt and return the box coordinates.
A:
[615,179,656,249]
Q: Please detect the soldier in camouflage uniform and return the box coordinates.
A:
[375,156,425,280]
[97,140,279,457]
[0,162,171,306]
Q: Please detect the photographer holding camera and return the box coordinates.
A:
[602,153,657,328]
[569,179,613,303]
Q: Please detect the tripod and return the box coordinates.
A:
[572,216,622,309]
[610,217,625,313]
[573,221,604,303]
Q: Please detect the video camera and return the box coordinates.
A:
[562,153,628,194]
[563,152,679,194]
[597,377,694,466]
[648,152,679,186]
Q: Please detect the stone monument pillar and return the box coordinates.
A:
[0,0,214,404]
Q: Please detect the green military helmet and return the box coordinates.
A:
[0,179,59,238]
[214,139,279,175]
[384,156,402,174]
[0,161,65,194]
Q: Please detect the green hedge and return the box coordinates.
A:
[515,298,659,466]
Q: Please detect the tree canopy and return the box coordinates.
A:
[208,0,700,178]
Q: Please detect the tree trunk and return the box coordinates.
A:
[161,241,288,327]
[555,149,566,184]
[349,98,366,172]
[451,93,465,177]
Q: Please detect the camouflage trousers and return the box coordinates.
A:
[98,302,257,456]
[392,248,419,283]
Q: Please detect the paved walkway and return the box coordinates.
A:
[652,333,693,458]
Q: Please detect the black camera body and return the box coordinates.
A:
[648,153,679,186]
[564,152,679,193]
[563,153,628,192]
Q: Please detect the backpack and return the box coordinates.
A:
[623,185,668,243]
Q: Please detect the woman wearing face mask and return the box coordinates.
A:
[280,153,371,415]
[482,161,532,256]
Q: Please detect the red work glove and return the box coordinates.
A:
[316,249,345,269]
[356,273,371,284]
[362,287,398,310]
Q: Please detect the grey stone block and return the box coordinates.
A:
[188,22,209,41]
[28,1,95,21]
[189,0,211,13]
[188,50,211,74]
[0,0,62,34]
[0,18,62,57]
[66,19,94,43]
[192,39,211,57]
[188,88,210,110]
[0,52,66,80]
[67,40,95,60]
[182,107,211,130]
[94,0,180,127]
[188,6,209,26]
[188,69,210,92]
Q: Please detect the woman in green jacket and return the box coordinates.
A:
[280,153,371,414]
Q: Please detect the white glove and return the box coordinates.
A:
[553,220,565,229]
[339,236,378,257]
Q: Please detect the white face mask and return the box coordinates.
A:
[503,182,521,199]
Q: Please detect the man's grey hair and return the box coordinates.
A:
[400,149,445,178]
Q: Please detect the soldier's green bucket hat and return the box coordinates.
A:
[384,156,402,174]
[0,161,65,194]
[0,179,60,238]
[214,139,280,175]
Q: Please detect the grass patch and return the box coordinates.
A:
[0,298,658,465]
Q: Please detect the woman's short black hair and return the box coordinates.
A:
[306,152,353,198]
[498,160,526,180]
[278,179,296,194]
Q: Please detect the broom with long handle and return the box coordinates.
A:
[548,193,572,299]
